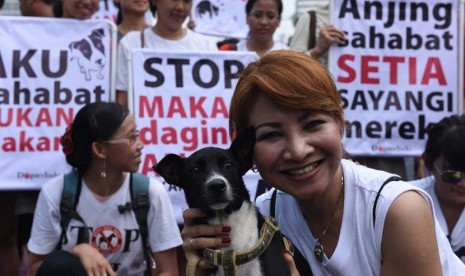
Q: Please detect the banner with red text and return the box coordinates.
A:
[0,17,115,190]
[131,50,256,223]
[329,0,460,156]
[192,0,248,38]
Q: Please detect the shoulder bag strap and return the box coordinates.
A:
[307,10,317,50]
[372,176,402,227]
[140,30,145,48]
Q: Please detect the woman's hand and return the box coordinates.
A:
[71,243,116,276]
[312,25,346,58]
[181,208,232,271]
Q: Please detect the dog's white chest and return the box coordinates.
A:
[208,203,263,276]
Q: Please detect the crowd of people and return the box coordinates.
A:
[1,0,465,275]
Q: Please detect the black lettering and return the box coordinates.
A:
[122,229,139,252]
[224,60,243,88]
[42,50,67,78]
[144,58,164,88]
[167,58,190,87]
[339,0,360,19]
[13,50,36,78]
[193,59,219,88]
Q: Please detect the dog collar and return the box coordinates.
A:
[202,216,280,276]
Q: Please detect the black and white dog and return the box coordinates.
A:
[69,28,106,81]
[154,128,291,276]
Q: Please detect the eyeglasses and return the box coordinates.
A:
[104,130,140,145]
[434,164,465,184]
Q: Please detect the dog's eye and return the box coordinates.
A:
[191,166,200,173]
[224,162,233,169]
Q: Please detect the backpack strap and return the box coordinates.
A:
[307,10,317,50]
[140,30,145,48]
[269,189,313,275]
[372,176,402,227]
[118,173,154,275]
[59,170,88,249]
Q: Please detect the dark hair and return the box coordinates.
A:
[423,114,465,172]
[66,102,129,175]
[53,0,63,17]
[245,0,283,17]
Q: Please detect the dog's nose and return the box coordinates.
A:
[207,179,226,194]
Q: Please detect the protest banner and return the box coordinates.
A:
[0,17,115,190]
[131,49,257,223]
[329,0,462,156]
[192,0,248,38]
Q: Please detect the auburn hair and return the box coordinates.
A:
[229,50,344,136]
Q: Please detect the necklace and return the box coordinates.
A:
[313,176,344,262]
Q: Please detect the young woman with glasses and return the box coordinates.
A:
[410,114,465,263]
[27,102,182,276]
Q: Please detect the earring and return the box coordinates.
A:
[252,164,258,173]
[101,159,106,178]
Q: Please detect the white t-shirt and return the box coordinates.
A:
[236,40,289,53]
[28,173,182,276]
[116,28,219,92]
[410,175,465,263]
[256,159,465,275]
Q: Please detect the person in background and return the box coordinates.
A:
[410,114,465,263]
[18,0,53,17]
[289,4,345,66]
[114,0,152,42]
[179,50,465,275]
[26,102,181,276]
[53,0,99,19]
[115,0,218,107]
[219,0,287,57]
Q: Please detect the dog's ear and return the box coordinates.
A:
[229,127,256,175]
[152,154,184,188]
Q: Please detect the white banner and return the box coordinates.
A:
[131,50,257,223]
[192,0,248,38]
[329,0,460,156]
[0,17,116,190]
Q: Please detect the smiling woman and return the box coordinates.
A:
[53,0,99,18]
[179,50,465,275]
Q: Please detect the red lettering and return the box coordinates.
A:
[361,56,379,84]
[382,56,404,84]
[139,96,164,118]
[211,97,229,118]
[36,108,53,126]
[337,54,356,83]
[421,57,446,85]
[20,131,34,151]
[409,57,416,85]
[17,108,32,127]
[189,97,207,117]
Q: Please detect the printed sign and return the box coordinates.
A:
[131,49,257,222]
[0,17,115,190]
[192,0,248,38]
[329,0,460,156]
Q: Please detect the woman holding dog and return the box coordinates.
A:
[410,114,465,264]
[27,102,182,276]
[180,50,464,275]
